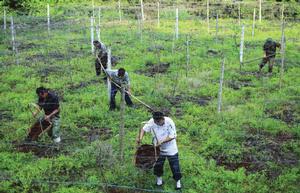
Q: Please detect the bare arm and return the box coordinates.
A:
[157,136,175,146]
[45,108,59,121]
[136,128,145,144]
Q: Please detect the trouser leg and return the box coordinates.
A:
[95,60,101,76]
[167,153,182,181]
[124,91,133,106]
[50,116,60,139]
[259,57,268,72]
[110,84,118,110]
[268,57,275,73]
[154,154,166,177]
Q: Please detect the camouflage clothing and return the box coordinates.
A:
[259,38,281,73]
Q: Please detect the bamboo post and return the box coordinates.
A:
[157,1,160,27]
[140,0,145,21]
[186,35,190,77]
[217,58,225,113]
[215,14,219,42]
[279,5,285,89]
[175,8,179,40]
[10,16,15,52]
[98,8,101,41]
[4,10,6,30]
[118,0,122,22]
[238,2,241,26]
[119,85,125,162]
[207,0,210,33]
[107,48,112,100]
[90,17,94,53]
[47,4,50,33]
[138,14,142,42]
[92,0,95,19]
[252,8,256,38]
[239,25,245,70]
[259,0,262,23]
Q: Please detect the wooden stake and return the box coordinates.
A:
[240,25,245,70]
[98,7,101,41]
[90,17,94,53]
[279,5,285,89]
[118,0,122,22]
[252,8,256,38]
[92,0,95,19]
[186,35,190,77]
[107,48,112,100]
[175,8,179,40]
[259,0,262,23]
[207,0,210,33]
[140,0,145,21]
[119,85,125,162]
[215,14,219,41]
[217,58,225,113]
[157,1,160,27]
[238,2,241,26]
[10,16,15,52]
[47,4,50,33]
[4,10,6,30]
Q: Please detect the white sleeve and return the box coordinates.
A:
[167,118,176,138]
[142,119,153,132]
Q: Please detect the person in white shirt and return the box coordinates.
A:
[137,111,182,190]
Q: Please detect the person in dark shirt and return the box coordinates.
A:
[33,87,61,143]
[259,38,281,73]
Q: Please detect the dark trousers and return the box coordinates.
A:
[110,83,133,109]
[154,153,182,181]
[95,55,108,76]
[259,55,275,73]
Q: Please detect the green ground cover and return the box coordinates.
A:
[0,1,299,193]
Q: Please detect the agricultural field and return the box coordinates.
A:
[0,0,300,193]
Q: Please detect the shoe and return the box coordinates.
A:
[156,177,163,186]
[53,137,61,143]
[175,180,181,190]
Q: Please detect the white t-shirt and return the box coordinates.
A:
[143,117,178,156]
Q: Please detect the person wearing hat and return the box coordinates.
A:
[136,111,182,190]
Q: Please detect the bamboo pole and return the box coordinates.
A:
[47,4,50,33]
[239,25,245,70]
[217,58,225,113]
[215,14,219,41]
[252,8,256,38]
[157,2,160,27]
[4,10,6,30]
[140,0,145,21]
[98,8,101,41]
[175,8,179,40]
[10,16,15,52]
[207,0,210,33]
[259,0,262,23]
[90,17,94,53]
[279,4,285,89]
[186,35,190,77]
[119,85,125,162]
[107,48,112,100]
[238,2,241,26]
[118,0,122,22]
[92,0,95,19]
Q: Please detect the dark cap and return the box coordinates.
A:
[152,111,164,120]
